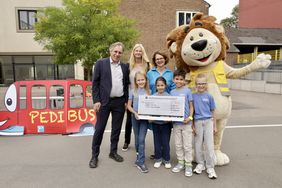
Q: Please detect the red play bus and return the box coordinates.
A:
[0,80,96,135]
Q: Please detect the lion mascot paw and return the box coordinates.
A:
[252,53,271,69]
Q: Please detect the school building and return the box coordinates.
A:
[0,0,210,85]
[224,0,282,94]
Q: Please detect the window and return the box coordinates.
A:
[0,56,13,85]
[20,85,27,110]
[58,64,75,79]
[35,56,54,80]
[17,9,37,31]
[0,86,9,111]
[32,85,46,109]
[49,85,64,109]
[86,85,92,108]
[176,11,197,26]
[69,84,83,108]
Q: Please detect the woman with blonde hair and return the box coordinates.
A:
[122,43,151,152]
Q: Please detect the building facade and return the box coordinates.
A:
[0,0,210,85]
[224,0,282,65]
[0,0,84,85]
[119,0,209,58]
[239,0,282,29]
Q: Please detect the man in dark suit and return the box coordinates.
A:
[89,42,129,168]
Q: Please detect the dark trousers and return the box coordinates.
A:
[124,109,132,145]
[152,122,172,162]
[91,97,125,158]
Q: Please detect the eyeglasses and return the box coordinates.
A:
[196,83,207,86]
[155,57,164,61]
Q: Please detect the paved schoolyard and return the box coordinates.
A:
[0,90,282,188]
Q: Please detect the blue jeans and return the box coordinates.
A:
[131,115,148,165]
[152,122,172,162]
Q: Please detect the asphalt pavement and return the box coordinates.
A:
[0,90,282,188]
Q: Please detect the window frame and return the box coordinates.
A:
[176,11,197,27]
[31,84,47,110]
[49,85,65,110]
[16,8,38,32]
[69,84,84,109]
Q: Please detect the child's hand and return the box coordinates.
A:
[213,124,217,134]
[192,126,196,136]
[183,118,190,124]
[134,112,139,120]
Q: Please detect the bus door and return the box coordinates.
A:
[65,82,95,134]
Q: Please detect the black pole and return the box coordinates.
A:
[32,56,36,80]
[12,56,16,82]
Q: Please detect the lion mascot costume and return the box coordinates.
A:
[166,12,271,165]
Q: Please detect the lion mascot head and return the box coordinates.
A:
[166,12,230,71]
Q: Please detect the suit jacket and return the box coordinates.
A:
[92,57,129,106]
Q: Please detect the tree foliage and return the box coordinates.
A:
[220,4,239,28]
[34,0,139,80]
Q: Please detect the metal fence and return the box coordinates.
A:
[233,61,282,84]
[240,69,282,83]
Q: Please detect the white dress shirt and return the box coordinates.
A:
[110,58,124,97]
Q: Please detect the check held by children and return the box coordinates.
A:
[138,95,185,121]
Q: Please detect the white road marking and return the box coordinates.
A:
[105,124,282,132]
[226,124,282,129]
[105,130,125,133]
[70,124,282,136]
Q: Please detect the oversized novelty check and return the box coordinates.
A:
[138,95,185,121]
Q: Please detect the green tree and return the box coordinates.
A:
[220,4,239,28]
[34,0,139,80]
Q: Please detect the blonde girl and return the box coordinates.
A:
[127,72,150,173]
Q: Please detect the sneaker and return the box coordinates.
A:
[172,163,185,173]
[136,164,149,173]
[207,168,217,179]
[154,161,162,168]
[122,143,129,151]
[164,162,172,169]
[193,164,206,174]
[185,166,193,177]
[134,161,138,167]
[0,126,24,136]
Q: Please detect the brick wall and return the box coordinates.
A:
[119,0,209,66]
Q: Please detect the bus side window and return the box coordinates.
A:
[70,84,83,108]
[86,85,92,108]
[0,85,12,111]
[32,85,46,109]
[50,85,64,109]
[20,85,27,109]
